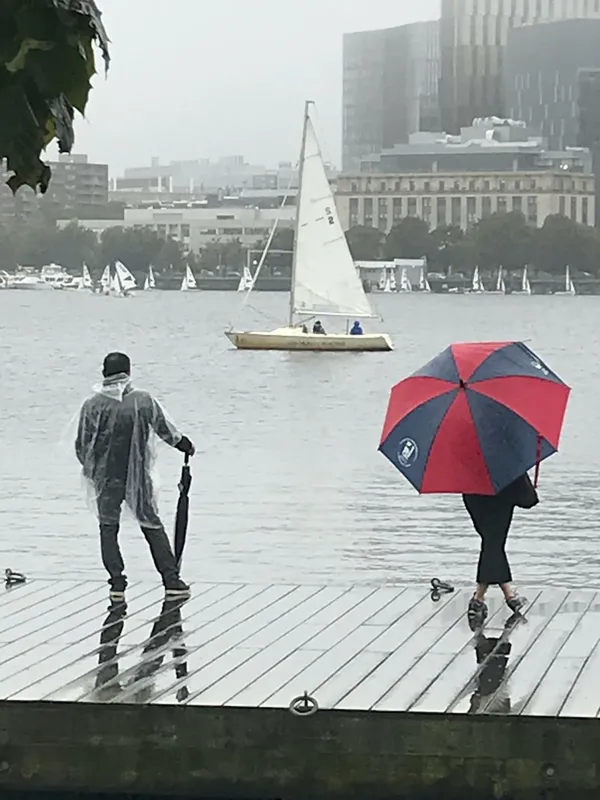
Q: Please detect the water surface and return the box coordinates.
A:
[1,290,598,589]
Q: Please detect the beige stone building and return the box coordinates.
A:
[335,170,595,233]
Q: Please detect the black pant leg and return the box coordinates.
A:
[134,489,180,587]
[96,484,127,588]
[476,509,514,585]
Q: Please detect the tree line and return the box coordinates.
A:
[345,213,600,277]
[0,218,295,278]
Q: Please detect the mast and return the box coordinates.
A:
[288,100,312,327]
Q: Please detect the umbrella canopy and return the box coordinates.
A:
[379,341,570,495]
[174,453,192,568]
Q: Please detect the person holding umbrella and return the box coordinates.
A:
[379,341,571,629]
[463,470,539,630]
[75,352,195,600]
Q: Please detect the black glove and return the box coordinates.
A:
[175,435,195,456]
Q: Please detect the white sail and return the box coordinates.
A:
[521,266,531,294]
[115,261,136,290]
[100,265,111,291]
[399,268,412,293]
[389,270,397,292]
[472,266,485,292]
[180,265,197,291]
[496,266,506,294]
[237,265,254,292]
[419,267,431,292]
[378,268,387,291]
[565,265,576,295]
[291,113,374,319]
[82,264,93,289]
[111,269,125,296]
[144,265,156,290]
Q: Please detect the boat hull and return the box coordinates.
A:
[225,328,393,352]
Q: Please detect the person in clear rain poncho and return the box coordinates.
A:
[75,352,195,600]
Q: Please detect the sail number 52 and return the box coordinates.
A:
[325,206,335,225]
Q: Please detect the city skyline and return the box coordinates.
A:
[46,0,439,173]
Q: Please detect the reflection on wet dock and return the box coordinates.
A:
[1,578,599,716]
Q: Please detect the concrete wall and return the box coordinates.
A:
[0,701,597,799]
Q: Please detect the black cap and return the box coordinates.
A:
[103,352,131,377]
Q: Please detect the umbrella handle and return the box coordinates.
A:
[533,434,541,489]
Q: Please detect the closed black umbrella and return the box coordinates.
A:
[174,453,192,568]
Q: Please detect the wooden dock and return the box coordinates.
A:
[1,578,600,798]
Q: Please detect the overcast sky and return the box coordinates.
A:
[64,0,439,175]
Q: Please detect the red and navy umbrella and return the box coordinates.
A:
[379,341,571,495]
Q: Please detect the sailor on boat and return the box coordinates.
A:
[313,320,326,334]
[350,320,363,335]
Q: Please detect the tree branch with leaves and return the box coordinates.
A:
[0,0,109,194]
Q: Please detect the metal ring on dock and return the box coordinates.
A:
[5,569,26,588]
[289,691,319,716]
[430,577,454,602]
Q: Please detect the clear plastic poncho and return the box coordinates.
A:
[75,373,182,529]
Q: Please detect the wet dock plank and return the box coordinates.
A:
[1,579,600,717]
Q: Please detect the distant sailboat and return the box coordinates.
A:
[398,268,412,293]
[471,266,485,293]
[225,101,392,352]
[99,265,111,295]
[80,264,93,290]
[555,265,576,296]
[237,265,254,292]
[180,265,197,291]
[488,266,506,295]
[513,265,532,295]
[389,269,397,292]
[144,265,156,290]
[115,261,136,292]
[419,267,431,293]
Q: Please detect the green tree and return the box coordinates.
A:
[384,218,431,260]
[0,0,109,193]
[472,212,534,273]
[428,225,467,274]
[50,222,98,270]
[345,225,385,261]
[98,227,184,276]
[534,214,600,276]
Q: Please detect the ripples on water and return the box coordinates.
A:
[1,291,599,589]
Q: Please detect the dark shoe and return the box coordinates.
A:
[467,597,488,632]
[165,579,191,597]
[506,594,528,615]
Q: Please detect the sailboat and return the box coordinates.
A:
[99,265,111,295]
[379,267,394,293]
[398,268,412,293]
[114,261,137,294]
[180,265,197,291]
[144,265,156,291]
[237,265,254,292]
[470,266,485,293]
[554,265,576,296]
[513,265,532,295]
[225,101,392,352]
[418,268,431,293]
[487,266,506,295]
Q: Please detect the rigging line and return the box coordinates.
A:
[235,172,296,319]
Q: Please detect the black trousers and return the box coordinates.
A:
[96,481,180,589]
[463,496,514,585]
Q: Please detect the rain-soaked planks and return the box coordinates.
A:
[0,578,599,716]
